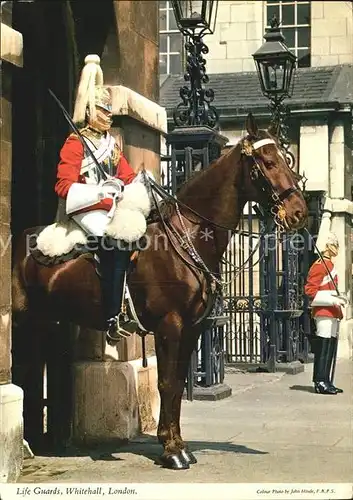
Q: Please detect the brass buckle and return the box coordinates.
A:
[272,192,280,202]
[276,205,287,221]
[241,139,254,156]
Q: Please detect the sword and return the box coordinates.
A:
[48,88,109,182]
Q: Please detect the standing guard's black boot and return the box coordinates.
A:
[326,337,343,393]
[97,242,134,342]
[313,336,336,395]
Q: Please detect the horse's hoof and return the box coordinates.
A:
[160,453,190,470]
[180,449,197,465]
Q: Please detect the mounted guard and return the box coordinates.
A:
[305,232,348,395]
[38,54,152,341]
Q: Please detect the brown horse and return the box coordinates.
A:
[12,113,308,469]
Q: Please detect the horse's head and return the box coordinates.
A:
[240,113,308,231]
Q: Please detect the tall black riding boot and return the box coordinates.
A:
[326,337,343,393]
[97,243,133,341]
[313,336,336,395]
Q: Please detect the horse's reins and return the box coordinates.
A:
[143,135,299,281]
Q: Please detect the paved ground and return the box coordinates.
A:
[16,359,353,484]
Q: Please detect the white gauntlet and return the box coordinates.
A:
[311,290,347,307]
[99,178,124,200]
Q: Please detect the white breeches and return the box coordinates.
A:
[72,210,109,237]
[315,316,339,339]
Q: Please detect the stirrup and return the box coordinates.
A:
[105,313,138,344]
[116,311,139,337]
[106,316,120,343]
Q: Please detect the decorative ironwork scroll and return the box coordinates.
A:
[173,35,219,128]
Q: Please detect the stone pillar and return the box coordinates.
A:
[71,328,160,445]
[330,209,353,359]
[70,1,164,444]
[300,117,353,359]
[327,119,353,359]
[0,9,24,482]
[109,85,166,182]
[329,121,346,198]
[299,121,329,191]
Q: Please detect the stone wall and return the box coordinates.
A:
[311,1,353,66]
[204,0,264,74]
[199,1,353,74]
[102,1,163,180]
[299,121,329,192]
[299,116,353,358]
[0,6,24,482]
[0,61,12,388]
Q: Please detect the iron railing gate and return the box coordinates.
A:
[222,191,325,370]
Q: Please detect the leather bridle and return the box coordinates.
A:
[241,137,301,231]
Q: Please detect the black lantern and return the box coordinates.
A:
[171,0,218,36]
[171,0,219,128]
[252,16,296,101]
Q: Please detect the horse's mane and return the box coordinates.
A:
[156,128,274,220]
[156,143,240,221]
[176,142,239,198]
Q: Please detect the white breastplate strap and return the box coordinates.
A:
[320,267,337,286]
[80,133,115,174]
[252,138,276,150]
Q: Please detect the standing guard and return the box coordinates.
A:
[55,54,139,342]
[304,232,347,395]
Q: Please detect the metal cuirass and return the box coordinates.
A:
[80,128,120,184]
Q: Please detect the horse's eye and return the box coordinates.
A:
[264,160,275,169]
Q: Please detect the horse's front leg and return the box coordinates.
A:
[169,324,201,466]
[155,313,200,469]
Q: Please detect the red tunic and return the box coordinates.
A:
[55,134,136,214]
[304,258,342,319]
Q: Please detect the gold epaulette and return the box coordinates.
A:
[78,126,90,137]
[313,256,331,265]
[68,127,88,139]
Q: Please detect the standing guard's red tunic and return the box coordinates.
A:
[55,134,136,215]
[304,258,342,319]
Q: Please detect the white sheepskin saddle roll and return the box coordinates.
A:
[36,180,152,258]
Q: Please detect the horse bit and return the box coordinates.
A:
[241,137,300,232]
